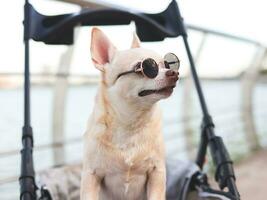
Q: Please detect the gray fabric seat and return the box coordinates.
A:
[38,159,230,200]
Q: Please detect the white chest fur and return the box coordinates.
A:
[90,129,158,197]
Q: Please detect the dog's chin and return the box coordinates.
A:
[138,85,175,98]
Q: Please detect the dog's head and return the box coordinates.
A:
[90,28,179,109]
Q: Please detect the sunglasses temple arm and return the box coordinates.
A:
[134,68,142,72]
[117,70,136,79]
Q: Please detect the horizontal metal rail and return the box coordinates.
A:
[0,72,98,79]
[0,137,81,158]
[187,24,263,46]
[1,104,266,158]
[0,110,266,185]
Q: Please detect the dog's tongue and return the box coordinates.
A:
[138,90,155,97]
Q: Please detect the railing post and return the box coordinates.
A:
[52,27,80,166]
[241,47,266,152]
[52,40,77,165]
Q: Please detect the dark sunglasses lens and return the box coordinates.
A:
[164,53,180,72]
[142,58,158,78]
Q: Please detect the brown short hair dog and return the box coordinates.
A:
[80,28,179,200]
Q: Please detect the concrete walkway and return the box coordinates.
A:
[234,149,267,200]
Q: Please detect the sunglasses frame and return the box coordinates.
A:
[116,53,179,81]
[116,58,158,80]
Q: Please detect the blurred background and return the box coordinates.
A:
[0,0,267,199]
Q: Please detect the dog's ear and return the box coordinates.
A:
[131,32,141,48]
[90,28,116,71]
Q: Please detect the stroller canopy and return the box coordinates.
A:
[27,0,185,44]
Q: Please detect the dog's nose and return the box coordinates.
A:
[165,69,179,77]
[165,69,179,83]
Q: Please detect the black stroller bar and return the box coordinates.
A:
[20,0,240,199]
[176,6,239,198]
[26,0,183,44]
[20,1,37,200]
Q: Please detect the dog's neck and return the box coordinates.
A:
[111,99,156,131]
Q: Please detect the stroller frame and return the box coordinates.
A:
[19,0,240,199]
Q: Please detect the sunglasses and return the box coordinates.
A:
[116,53,180,80]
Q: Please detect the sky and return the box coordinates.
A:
[0,0,266,78]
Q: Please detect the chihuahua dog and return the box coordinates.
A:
[80,28,179,200]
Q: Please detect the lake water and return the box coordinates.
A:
[0,80,266,199]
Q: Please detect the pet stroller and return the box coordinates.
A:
[19,0,240,199]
